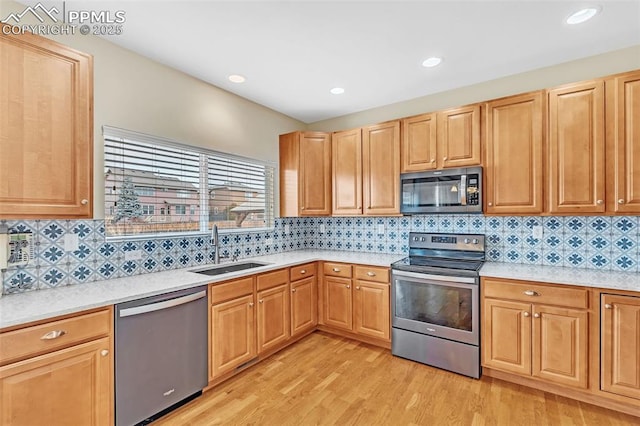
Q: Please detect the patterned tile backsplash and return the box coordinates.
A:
[2,215,639,294]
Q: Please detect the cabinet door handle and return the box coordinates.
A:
[356,286,360,290]
[300,270,306,274]
[41,330,66,340]
[596,199,604,205]
[346,285,351,289]
[101,350,109,357]
[533,313,540,318]
[430,158,435,163]
[605,303,613,309]
[333,268,341,272]
[488,202,493,207]
[249,302,254,307]
[292,288,297,293]
[366,271,376,277]
[301,206,305,210]
[523,290,539,296]
[259,299,264,304]
[443,157,448,161]
[523,312,530,317]
[81,199,89,205]
[618,199,625,204]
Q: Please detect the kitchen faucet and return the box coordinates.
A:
[211,224,221,264]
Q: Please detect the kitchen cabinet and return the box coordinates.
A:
[209,277,256,379]
[0,308,112,425]
[601,294,640,400]
[437,104,481,169]
[332,122,400,216]
[401,113,437,172]
[606,70,640,214]
[321,263,390,345]
[548,80,605,214]
[256,269,290,354]
[482,278,589,389]
[289,263,317,338]
[484,91,544,214]
[279,131,332,216]
[0,24,93,219]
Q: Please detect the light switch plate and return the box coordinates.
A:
[377,224,385,235]
[64,234,79,252]
[532,225,543,239]
[284,224,290,234]
[319,224,326,233]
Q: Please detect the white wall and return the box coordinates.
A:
[308,45,640,131]
[1,1,306,218]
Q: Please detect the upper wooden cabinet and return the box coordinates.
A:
[0,25,93,219]
[484,92,545,214]
[279,131,331,216]
[362,121,400,215]
[332,123,400,216]
[606,70,640,214]
[437,104,481,169]
[548,80,606,214]
[401,106,481,173]
[401,113,438,171]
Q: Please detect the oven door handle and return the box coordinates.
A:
[392,269,477,284]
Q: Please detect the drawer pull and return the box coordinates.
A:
[249,302,254,307]
[292,288,297,293]
[333,268,341,272]
[356,286,360,290]
[523,312,530,317]
[523,290,539,297]
[605,303,613,310]
[101,350,109,357]
[41,330,66,340]
[346,285,351,289]
[300,269,307,274]
[533,313,540,318]
[366,272,376,277]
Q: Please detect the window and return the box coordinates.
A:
[104,126,275,238]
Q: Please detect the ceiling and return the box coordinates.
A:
[42,1,640,123]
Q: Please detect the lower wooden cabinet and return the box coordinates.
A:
[0,308,113,425]
[354,280,390,341]
[601,293,640,400]
[291,276,317,338]
[257,284,290,353]
[482,278,589,389]
[324,276,353,331]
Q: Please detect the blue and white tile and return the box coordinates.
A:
[39,265,70,289]
[522,217,542,232]
[68,262,95,285]
[38,243,67,266]
[564,216,587,234]
[424,216,438,232]
[542,249,563,267]
[437,216,453,232]
[522,249,542,265]
[469,216,485,233]
[504,233,521,248]
[37,220,68,243]
[453,216,470,233]
[3,220,38,235]
[3,267,38,294]
[586,216,611,235]
[563,250,586,268]
[504,247,523,263]
[543,217,563,234]
[485,217,503,232]
[612,216,636,236]
[522,234,542,250]
[504,217,524,233]
[611,250,637,272]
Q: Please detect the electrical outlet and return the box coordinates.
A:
[284,224,290,234]
[125,250,142,261]
[64,234,79,252]
[319,224,326,233]
[532,225,543,239]
[264,237,273,245]
[377,224,385,235]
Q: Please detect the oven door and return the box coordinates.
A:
[391,270,479,345]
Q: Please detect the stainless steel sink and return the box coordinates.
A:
[192,262,270,276]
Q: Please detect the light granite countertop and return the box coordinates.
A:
[0,250,403,329]
[481,262,640,292]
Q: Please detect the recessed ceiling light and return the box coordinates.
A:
[566,7,600,25]
[228,74,246,83]
[330,87,345,95]
[422,57,442,68]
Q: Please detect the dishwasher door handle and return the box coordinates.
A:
[119,290,207,318]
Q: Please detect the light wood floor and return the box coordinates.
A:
[156,332,639,425]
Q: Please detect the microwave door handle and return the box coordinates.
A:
[460,175,467,205]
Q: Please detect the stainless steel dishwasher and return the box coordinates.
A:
[115,286,208,426]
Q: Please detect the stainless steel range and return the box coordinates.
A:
[391,232,485,378]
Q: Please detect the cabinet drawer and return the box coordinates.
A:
[483,278,588,309]
[210,277,254,304]
[323,262,352,278]
[257,269,288,291]
[290,263,316,281]
[0,309,111,365]
[354,265,389,283]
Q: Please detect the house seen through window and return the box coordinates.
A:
[104,126,275,238]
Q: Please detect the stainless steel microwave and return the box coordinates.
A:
[400,167,482,214]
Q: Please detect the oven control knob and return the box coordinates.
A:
[472,238,479,244]
[464,238,470,244]
[413,237,419,242]
[420,237,426,242]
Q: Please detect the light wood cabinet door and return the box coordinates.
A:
[485,92,544,214]
[548,80,605,213]
[482,299,531,375]
[601,294,640,400]
[362,121,400,215]
[279,131,331,217]
[291,276,317,338]
[532,305,588,389]
[0,338,112,426]
[332,128,362,215]
[401,113,437,172]
[607,71,640,214]
[437,105,481,169]
[324,276,353,331]
[257,284,290,353]
[0,25,93,219]
[354,280,390,341]
[211,295,256,378]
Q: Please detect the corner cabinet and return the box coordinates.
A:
[279,131,332,216]
[0,24,93,219]
[484,91,545,214]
